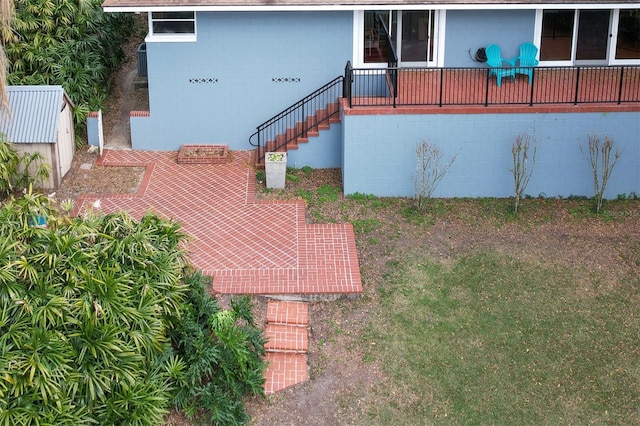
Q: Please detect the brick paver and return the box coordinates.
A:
[266,301,308,326]
[74,149,362,296]
[263,352,308,395]
[263,300,311,394]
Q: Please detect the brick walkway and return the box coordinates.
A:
[74,149,362,296]
[74,149,362,394]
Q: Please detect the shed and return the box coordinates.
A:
[0,86,75,189]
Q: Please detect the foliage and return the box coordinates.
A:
[510,133,537,214]
[316,184,340,204]
[0,193,266,425]
[168,272,266,425]
[413,140,456,210]
[0,135,50,197]
[5,0,134,126]
[580,134,621,214]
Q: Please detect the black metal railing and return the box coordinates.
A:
[344,63,640,108]
[249,76,344,164]
[376,13,398,100]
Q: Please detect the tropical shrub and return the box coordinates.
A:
[0,193,266,425]
[5,0,134,126]
[0,135,50,197]
[168,273,266,425]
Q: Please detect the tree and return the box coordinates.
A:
[413,140,456,210]
[5,0,134,126]
[0,0,14,113]
[510,133,537,214]
[580,134,621,214]
[0,193,265,425]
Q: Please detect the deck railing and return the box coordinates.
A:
[345,63,640,108]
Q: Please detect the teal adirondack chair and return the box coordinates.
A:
[513,42,539,84]
[485,44,516,87]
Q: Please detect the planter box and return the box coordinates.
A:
[265,152,287,189]
[177,144,229,164]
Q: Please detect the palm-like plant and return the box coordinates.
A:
[0,195,188,425]
[0,0,14,114]
[6,0,134,128]
[0,193,266,425]
[0,136,50,197]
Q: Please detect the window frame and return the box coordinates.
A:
[146,11,197,43]
[534,8,640,66]
[353,10,446,68]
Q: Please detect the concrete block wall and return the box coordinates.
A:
[342,110,640,198]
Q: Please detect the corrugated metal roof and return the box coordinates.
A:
[0,86,69,144]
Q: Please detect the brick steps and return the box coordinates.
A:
[263,301,309,395]
[258,101,340,165]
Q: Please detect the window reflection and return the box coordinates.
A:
[616,9,640,59]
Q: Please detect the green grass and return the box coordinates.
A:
[351,218,382,234]
[363,251,640,424]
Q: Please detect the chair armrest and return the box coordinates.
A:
[505,57,518,67]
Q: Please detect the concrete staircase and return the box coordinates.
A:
[263,300,310,394]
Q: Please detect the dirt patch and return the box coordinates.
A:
[53,148,145,207]
[101,14,149,149]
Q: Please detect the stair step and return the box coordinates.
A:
[264,352,308,395]
[253,98,342,167]
[267,301,309,326]
[265,323,308,353]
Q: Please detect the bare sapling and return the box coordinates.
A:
[414,140,457,210]
[510,133,537,214]
[580,134,621,214]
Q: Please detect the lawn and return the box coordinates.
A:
[248,169,640,425]
[366,252,639,424]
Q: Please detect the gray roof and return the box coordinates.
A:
[103,0,639,9]
[0,86,71,144]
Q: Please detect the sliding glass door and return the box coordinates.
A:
[398,11,438,66]
[539,8,640,64]
[575,10,611,63]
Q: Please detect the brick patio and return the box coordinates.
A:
[74,149,362,297]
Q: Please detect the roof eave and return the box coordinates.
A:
[103,2,639,12]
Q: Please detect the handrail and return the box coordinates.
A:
[344,64,640,108]
[375,13,397,67]
[249,76,344,164]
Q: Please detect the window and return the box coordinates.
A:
[616,9,640,60]
[363,11,389,63]
[150,12,195,37]
[540,10,574,61]
[538,9,640,64]
[358,10,442,67]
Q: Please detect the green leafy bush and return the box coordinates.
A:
[0,193,265,425]
[168,273,266,425]
[0,136,50,197]
[6,0,135,126]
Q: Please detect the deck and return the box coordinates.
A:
[346,65,640,109]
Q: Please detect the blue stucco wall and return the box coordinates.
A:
[132,11,352,151]
[444,10,536,68]
[287,123,342,169]
[342,111,640,198]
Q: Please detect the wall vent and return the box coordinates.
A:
[189,78,218,84]
[272,77,301,83]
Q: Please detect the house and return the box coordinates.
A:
[0,86,75,189]
[102,0,640,198]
